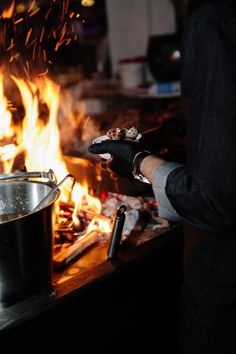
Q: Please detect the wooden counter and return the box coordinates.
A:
[0,223,184,353]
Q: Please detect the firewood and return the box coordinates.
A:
[53,230,99,268]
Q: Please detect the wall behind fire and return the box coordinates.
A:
[105,0,176,76]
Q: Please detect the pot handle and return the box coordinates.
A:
[32,173,75,212]
[0,169,57,184]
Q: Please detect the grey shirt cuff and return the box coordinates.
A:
[152,161,184,221]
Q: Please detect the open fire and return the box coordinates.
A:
[0,70,167,269]
[0,1,169,273]
[0,70,113,264]
[0,1,112,251]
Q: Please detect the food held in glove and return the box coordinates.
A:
[91,127,142,160]
[125,126,139,141]
[106,126,139,141]
[107,128,127,140]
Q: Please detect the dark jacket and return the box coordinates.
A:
[165,1,236,353]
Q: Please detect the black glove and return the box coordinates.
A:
[88,140,143,180]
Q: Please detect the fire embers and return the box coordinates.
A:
[106,127,139,141]
[54,200,111,244]
[53,190,170,269]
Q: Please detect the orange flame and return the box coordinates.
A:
[0,73,14,139]
[0,72,20,172]
[0,72,111,234]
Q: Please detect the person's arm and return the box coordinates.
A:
[88,139,184,221]
[140,156,184,222]
[140,153,235,233]
[140,155,164,183]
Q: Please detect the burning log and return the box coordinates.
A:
[59,201,111,223]
[54,201,110,246]
[53,230,100,269]
[79,207,111,223]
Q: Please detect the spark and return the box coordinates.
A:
[32,40,37,60]
[23,66,30,80]
[37,68,49,77]
[55,38,66,52]
[0,0,85,77]
[38,45,41,59]
[26,60,30,74]
[59,22,67,43]
[9,52,20,62]
[29,7,40,18]
[13,17,24,25]
[61,1,66,21]
[39,27,45,43]
[45,7,52,20]
[6,38,15,51]
[52,29,57,39]
[43,49,47,61]
[26,37,37,49]
[25,28,32,46]
[65,0,69,14]
[28,0,36,13]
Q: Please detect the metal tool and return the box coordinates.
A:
[107,205,126,259]
[0,169,57,183]
[32,173,75,212]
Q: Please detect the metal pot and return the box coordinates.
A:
[0,170,60,307]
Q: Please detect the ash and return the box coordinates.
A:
[101,191,170,241]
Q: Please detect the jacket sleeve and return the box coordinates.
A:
[153,162,235,233]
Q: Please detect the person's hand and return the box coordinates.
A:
[88,140,143,180]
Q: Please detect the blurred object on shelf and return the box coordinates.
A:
[147,81,181,98]
[118,56,147,89]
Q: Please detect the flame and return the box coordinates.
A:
[12,77,65,175]
[0,73,14,140]
[86,217,110,234]
[0,72,20,172]
[0,72,111,235]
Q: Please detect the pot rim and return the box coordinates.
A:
[0,181,60,224]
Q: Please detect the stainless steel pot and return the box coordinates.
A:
[0,170,60,307]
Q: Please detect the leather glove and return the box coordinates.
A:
[88,140,144,180]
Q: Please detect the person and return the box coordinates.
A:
[88,0,236,353]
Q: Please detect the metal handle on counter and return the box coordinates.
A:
[0,169,57,184]
[107,205,126,260]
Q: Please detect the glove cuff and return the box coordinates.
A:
[132,150,152,179]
